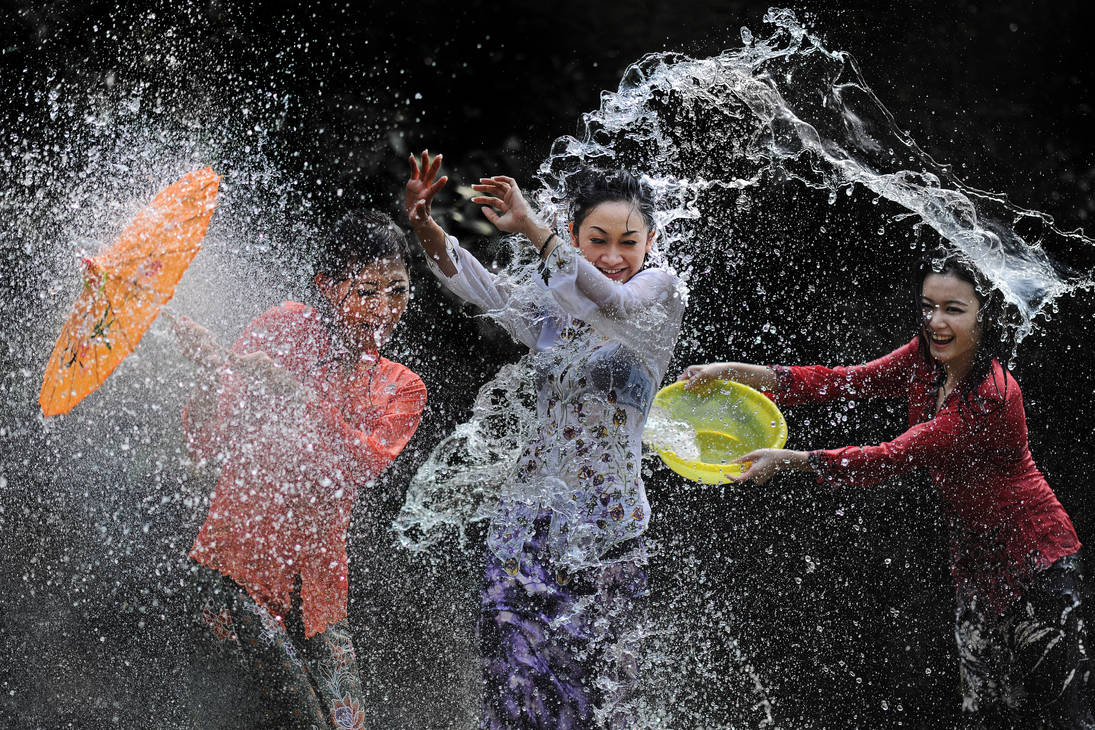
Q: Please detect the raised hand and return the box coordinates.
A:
[172,315,228,371]
[232,351,303,399]
[405,150,448,231]
[471,176,539,238]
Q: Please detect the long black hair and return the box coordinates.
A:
[912,248,1014,406]
[568,168,655,234]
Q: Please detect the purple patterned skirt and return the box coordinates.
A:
[479,517,648,729]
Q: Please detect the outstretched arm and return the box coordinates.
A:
[405,153,544,348]
[405,150,455,277]
[730,448,813,485]
[678,362,779,391]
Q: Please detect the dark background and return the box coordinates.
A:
[2,1,1094,728]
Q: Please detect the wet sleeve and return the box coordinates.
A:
[770,338,920,407]
[539,241,684,362]
[307,373,427,484]
[809,399,1002,488]
[180,305,302,462]
[424,235,542,349]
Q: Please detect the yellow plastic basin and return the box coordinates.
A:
[648,379,788,485]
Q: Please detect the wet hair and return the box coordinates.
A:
[912,248,1013,404]
[568,169,655,234]
[311,209,409,365]
[314,209,409,282]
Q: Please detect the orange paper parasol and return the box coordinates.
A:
[39,167,221,417]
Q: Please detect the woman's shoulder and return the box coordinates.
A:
[876,336,927,370]
[631,266,679,285]
[627,266,684,302]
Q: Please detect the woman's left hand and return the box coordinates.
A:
[730,448,809,485]
[471,176,544,242]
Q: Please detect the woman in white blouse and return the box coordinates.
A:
[405,151,684,729]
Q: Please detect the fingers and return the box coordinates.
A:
[729,462,763,484]
[730,450,762,465]
[677,365,698,381]
[472,180,506,196]
[426,152,443,182]
[408,153,420,178]
[481,206,500,225]
[427,175,448,196]
[681,367,710,390]
[471,194,504,210]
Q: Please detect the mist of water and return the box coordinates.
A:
[3,6,1092,729]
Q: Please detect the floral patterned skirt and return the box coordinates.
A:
[189,565,368,730]
[955,553,1094,729]
[479,517,648,729]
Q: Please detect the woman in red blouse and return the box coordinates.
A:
[175,210,426,729]
[680,253,1091,728]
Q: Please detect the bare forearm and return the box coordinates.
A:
[411,218,457,277]
[717,362,779,390]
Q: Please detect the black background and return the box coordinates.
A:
[2,1,1095,728]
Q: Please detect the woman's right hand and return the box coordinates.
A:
[231,352,303,399]
[172,316,227,371]
[405,150,448,232]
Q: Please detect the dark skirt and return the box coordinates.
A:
[955,553,1095,729]
[188,565,368,730]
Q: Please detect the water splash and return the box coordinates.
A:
[398,8,1095,552]
[642,404,700,461]
[4,5,1092,728]
[396,8,1095,728]
[536,7,1093,337]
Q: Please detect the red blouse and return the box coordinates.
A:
[771,337,1080,612]
[183,302,426,637]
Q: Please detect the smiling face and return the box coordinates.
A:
[920,271,982,379]
[572,200,654,283]
[316,256,409,355]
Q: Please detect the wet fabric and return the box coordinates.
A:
[479,517,648,729]
[425,235,684,573]
[956,554,1095,729]
[771,337,1081,612]
[184,302,427,637]
[190,566,369,730]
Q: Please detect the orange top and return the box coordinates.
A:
[183,302,426,637]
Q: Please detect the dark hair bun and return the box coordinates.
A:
[568,169,655,233]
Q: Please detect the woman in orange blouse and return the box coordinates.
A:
[175,210,426,729]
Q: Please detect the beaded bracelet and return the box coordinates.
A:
[538,232,558,258]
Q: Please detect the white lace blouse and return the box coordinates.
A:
[427,235,685,573]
